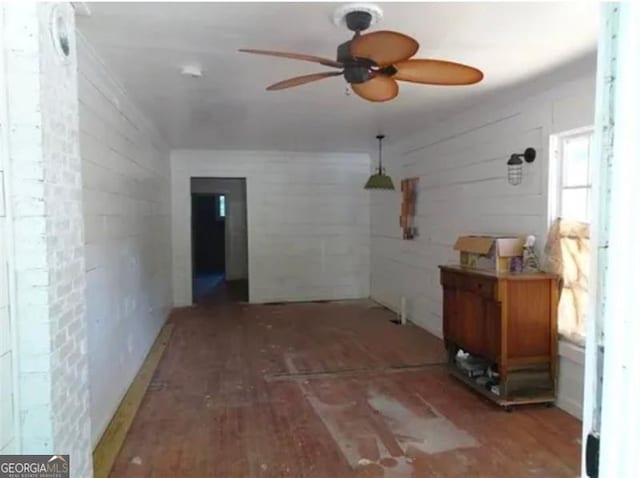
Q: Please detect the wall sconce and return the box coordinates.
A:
[507,147,536,186]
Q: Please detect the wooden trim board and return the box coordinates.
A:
[93,322,174,478]
[448,365,555,409]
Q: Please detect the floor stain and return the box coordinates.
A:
[285,352,478,477]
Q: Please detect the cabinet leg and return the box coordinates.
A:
[445,340,458,361]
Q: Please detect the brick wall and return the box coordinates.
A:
[2,3,92,475]
[38,4,92,473]
[4,1,54,454]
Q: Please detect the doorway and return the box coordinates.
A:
[190,178,248,304]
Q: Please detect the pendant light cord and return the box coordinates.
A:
[377,134,384,174]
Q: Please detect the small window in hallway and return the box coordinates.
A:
[218,195,226,219]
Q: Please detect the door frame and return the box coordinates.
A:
[188,177,248,304]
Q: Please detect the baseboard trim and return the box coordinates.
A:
[92,322,174,478]
[556,396,583,419]
[558,339,585,365]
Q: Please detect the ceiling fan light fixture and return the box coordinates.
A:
[364,134,394,190]
[180,64,203,78]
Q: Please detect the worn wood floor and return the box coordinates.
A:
[110,300,581,478]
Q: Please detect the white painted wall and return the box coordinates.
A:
[370,60,596,419]
[0,7,15,453]
[172,150,370,305]
[597,4,640,474]
[191,177,248,280]
[77,35,172,446]
[0,134,13,454]
[2,3,92,474]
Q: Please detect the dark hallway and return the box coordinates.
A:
[191,193,227,302]
[190,178,249,304]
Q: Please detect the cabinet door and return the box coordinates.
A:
[456,290,485,355]
[443,287,458,343]
[483,300,502,361]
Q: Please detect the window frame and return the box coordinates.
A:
[547,126,595,347]
[549,126,595,226]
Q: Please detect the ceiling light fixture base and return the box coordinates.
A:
[332,3,383,31]
[181,64,203,78]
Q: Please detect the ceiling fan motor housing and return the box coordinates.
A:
[337,40,376,84]
[344,64,371,84]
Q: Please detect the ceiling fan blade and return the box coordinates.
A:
[351,75,399,102]
[239,49,342,68]
[350,31,419,67]
[266,71,342,91]
[394,59,484,85]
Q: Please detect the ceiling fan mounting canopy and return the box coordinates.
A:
[344,10,373,32]
[332,3,384,29]
[239,5,484,102]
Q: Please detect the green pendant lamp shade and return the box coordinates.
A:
[364,172,395,189]
[365,134,394,190]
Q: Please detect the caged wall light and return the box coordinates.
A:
[507,147,536,186]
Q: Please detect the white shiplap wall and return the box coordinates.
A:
[77,35,173,446]
[172,150,370,305]
[371,65,596,419]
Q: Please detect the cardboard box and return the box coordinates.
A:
[453,235,525,273]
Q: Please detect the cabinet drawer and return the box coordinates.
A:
[458,275,496,300]
[440,270,459,289]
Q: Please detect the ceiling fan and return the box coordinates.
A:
[239,5,484,102]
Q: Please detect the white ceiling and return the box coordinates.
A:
[77,2,598,152]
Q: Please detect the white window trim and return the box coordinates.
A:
[548,126,595,227]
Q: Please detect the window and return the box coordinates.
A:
[546,128,594,346]
[554,129,594,223]
[218,195,226,219]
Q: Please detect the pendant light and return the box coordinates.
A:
[364,134,395,190]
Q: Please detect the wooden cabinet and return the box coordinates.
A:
[439,265,559,408]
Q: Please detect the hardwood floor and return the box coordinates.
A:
[110,300,581,477]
